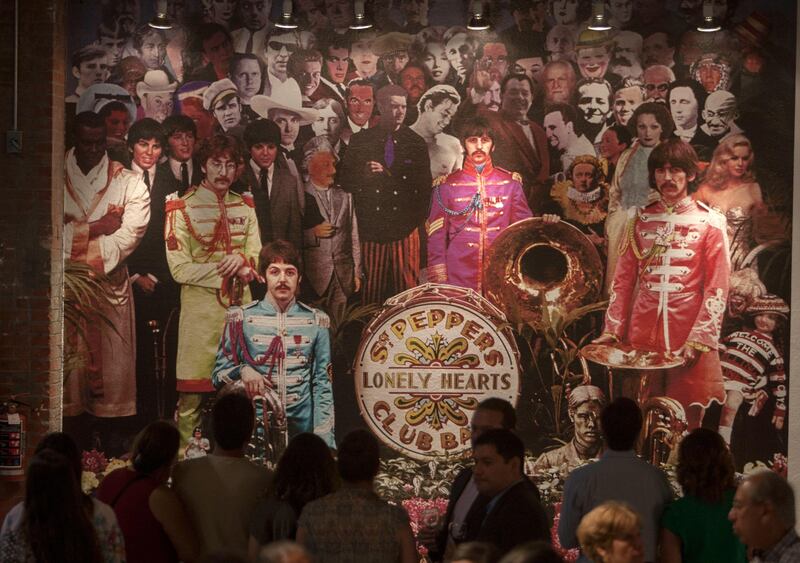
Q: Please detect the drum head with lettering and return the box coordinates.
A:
[354,284,521,461]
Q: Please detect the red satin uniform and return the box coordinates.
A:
[604,196,731,409]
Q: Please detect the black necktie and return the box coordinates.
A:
[143,169,151,189]
[245,30,254,54]
[181,162,189,192]
[259,169,273,241]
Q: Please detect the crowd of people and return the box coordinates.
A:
[3,396,799,562]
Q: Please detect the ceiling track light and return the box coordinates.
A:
[148,0,173,30]
[350,0,374,30]
[467,0,489,31]
[275,0,299,29]
[697,0,721,32]
[587,0,612,31]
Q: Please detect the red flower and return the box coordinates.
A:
[81,449,108,474]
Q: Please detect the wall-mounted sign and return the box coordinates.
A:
[355,284,521,460]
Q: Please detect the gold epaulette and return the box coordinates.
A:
[433,175,447,187]
[512,171,523,183]
[313,308,330,328]
[165,193,186,213]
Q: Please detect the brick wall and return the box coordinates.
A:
[0,0,65,515]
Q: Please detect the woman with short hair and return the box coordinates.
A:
[577,502,644,563]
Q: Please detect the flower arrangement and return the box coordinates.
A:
[80,449,131,494]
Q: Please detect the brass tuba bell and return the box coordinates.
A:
[483,218,604,330]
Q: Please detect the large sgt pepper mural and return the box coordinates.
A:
[64,0,795,536]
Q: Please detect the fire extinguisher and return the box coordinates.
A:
[0,400,27,480]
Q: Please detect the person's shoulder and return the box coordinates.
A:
[296,301,331,328]
[1,502,24,534]
[438,132,461,148]
[399,125,428,145]
[493,167,522,184]
[173,454,211,476]
[695,200,726,229]
[384,498,411,523]
[117,166,139,181]
[299,492,334,517]
[179,186,198,201]
[91,497,119,523]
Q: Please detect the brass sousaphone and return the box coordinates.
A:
[484,218,604,330]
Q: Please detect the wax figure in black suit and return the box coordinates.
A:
[426,398,518,562]
[472,429,550,556]
[162,115,203,196]
[337,84,432,305]
[239,119,310,300]
[123,119,180,422]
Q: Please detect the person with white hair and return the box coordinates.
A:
[729,470,800,560]
[410,85,463,177]
[301,135,362,320]
[611,31,643,80]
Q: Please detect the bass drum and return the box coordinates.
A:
[354,283,521,461]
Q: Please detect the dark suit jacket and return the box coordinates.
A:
[240,162,303,251]
[481,111,551,213]
[126,161,181,310]
[338,125,432,243]
[164,158,203,196]
[476,479,550,557]
[431,468,491,562]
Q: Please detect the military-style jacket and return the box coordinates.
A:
[338,125,432,243]
[604,196,730,409]
[426,160,532,294]
[165,183,261,391]
[212,298,335,448]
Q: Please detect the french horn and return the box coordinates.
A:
[484,218,604,330]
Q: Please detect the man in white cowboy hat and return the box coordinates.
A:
[203,78,244,135]
[137,69,177,123]
[251,90,318,175]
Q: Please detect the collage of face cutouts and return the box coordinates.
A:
[64,0,795,471]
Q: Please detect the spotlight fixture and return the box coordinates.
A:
[697,0,721,32]
[467,0,489,31]
[587,0,612,32]
[275,0,299,29]
[349,0,374,30]
[148,0,173,30]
